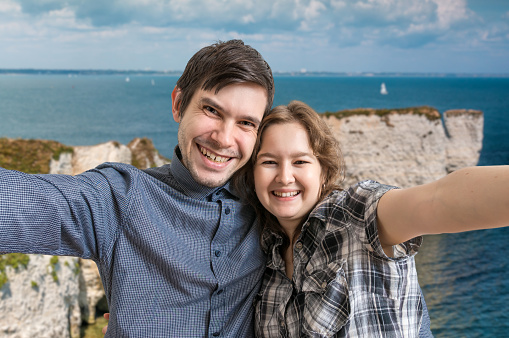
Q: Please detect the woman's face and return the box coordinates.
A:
[254,122,323,230]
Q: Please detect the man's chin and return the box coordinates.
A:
[191,170,234,188]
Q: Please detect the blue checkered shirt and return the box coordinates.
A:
[255,181,428,337]
[0,149,265,337]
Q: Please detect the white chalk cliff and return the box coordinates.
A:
[0,108,483,336]
[322,107,483,188]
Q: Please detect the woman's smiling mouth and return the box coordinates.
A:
[273,191,301,197]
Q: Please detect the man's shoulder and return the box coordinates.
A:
[84,162,171,188]
[93,162,170,178]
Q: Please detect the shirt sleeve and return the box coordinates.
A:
[350,180,422,260]
[0,166,125,261]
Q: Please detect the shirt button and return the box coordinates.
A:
[217,289,223,295]
[321,281,328,289]
[224,207,231,215]
[280,320,285,327]
[295,242,303,249]
[212,332,220,337]
[215,250,222,257]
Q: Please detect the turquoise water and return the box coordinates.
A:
[0,74,509,336]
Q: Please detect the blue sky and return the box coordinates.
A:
[0,0,508,73]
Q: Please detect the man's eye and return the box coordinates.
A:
[204,106,219,115]
[239,121,256,128]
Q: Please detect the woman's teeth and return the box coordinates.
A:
[273,191,299,197]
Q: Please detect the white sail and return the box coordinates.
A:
[380,82,388,95]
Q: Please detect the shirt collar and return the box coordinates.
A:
[260,228,285,269]
[170,146,237,200]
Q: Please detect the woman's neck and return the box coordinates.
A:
[280,222,302,279]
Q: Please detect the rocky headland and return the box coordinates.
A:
[323,106,483,188]
[0,106,483,337]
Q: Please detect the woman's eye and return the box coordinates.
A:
[294,160,308,165]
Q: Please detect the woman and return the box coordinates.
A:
[233,101,509,337]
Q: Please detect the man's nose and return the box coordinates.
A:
[211,122,235,148]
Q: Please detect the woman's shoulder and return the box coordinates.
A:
[319,180,398,208]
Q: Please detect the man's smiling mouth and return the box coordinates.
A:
[199,145,231,163]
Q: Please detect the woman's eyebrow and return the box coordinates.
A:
[257,151,313,159]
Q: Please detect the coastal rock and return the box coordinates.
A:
[321,106,483,188]
[78,258,105,324]
[443,109,484,172]
[49,141,132,175]
[49,138,169,175]
[128,137,169,169]
[0,255,81,338]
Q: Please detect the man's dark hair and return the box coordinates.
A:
[175,40,274,117]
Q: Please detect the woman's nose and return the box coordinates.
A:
[276,164,295,185]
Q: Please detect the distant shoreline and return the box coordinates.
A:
[1,69,508,78]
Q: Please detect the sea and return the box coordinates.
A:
[0,74,508,337]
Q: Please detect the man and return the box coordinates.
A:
[0,40,272,337]
[0,40,432,337]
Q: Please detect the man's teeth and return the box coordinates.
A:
[200,147,229,163]
[273,191,299,197]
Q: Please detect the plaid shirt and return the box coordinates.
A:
[255,181,423,337]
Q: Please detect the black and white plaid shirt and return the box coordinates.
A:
[255,181,423,337]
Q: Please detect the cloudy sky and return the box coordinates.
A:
[1,0,508,74]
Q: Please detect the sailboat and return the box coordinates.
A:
[380,82,388,95]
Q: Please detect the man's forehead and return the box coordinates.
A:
[197,83,266,118]
[202,81,268,98]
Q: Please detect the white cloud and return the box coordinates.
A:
[1,0,507,72]
[433,0,471,28]
[0,0,21,13]
[242,14,255,24]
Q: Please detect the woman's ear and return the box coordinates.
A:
[171,86,182,123]
[320,173,327,195]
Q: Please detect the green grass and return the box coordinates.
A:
[81,315,109,338]
[0,138,73,174]
[322,106,442,121]
[0,253,30,288]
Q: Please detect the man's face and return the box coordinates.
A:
[172,83,267,188]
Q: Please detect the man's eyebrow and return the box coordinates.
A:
[242,114,262,127]
[200,97,223,111]
[199,97,261,127]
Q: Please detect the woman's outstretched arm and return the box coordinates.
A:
[377,166,509,247]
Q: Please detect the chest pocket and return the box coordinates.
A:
[301,260,350,337]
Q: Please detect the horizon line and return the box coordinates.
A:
[1,68,508,78]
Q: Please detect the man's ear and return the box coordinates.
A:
[171,86,181,123]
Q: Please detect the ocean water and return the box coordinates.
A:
[1,74,509,337]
